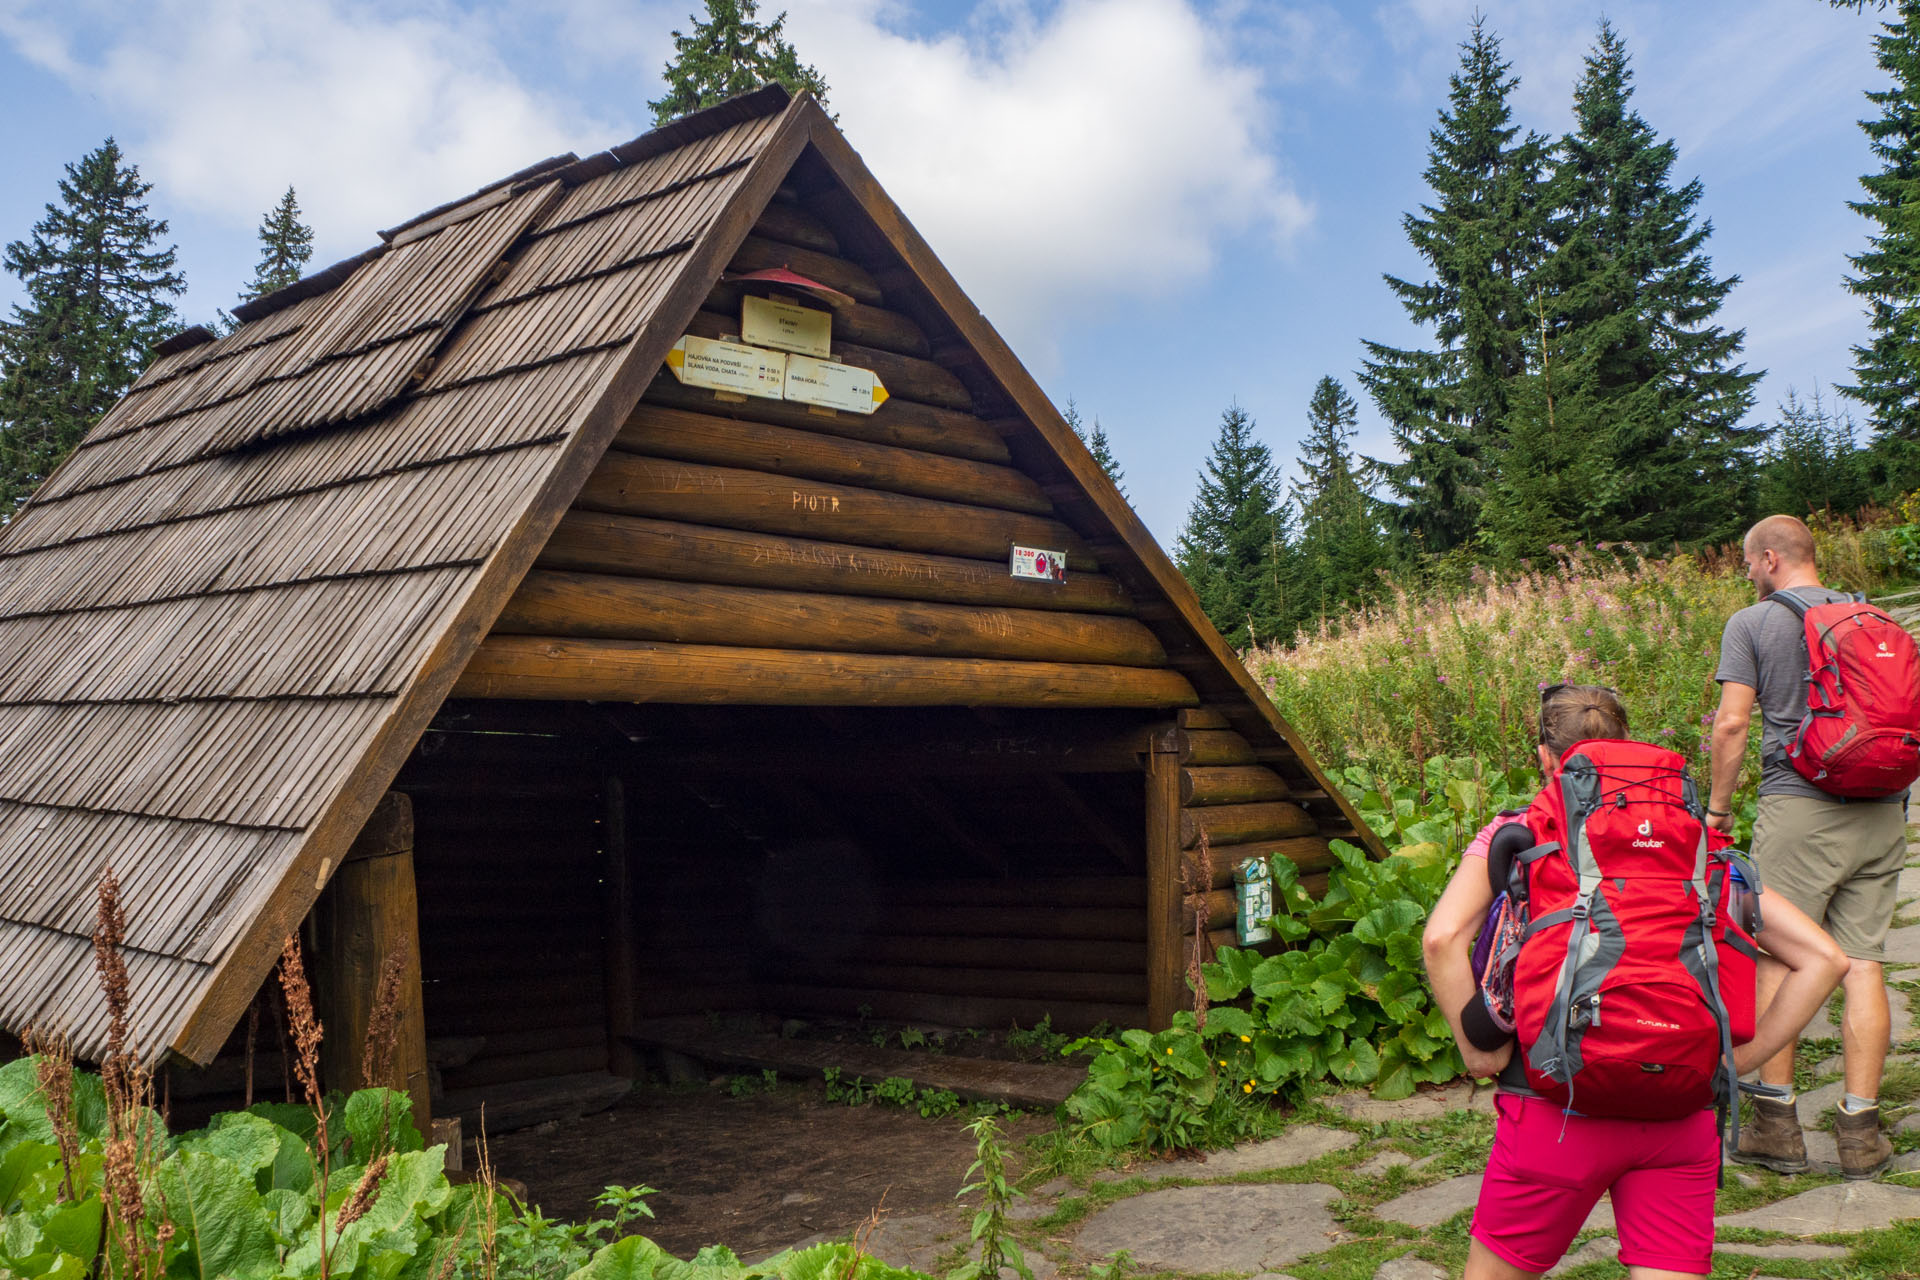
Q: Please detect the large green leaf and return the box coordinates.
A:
[343,1090,422,1161]
[1352,900,1424,946]
[0,1140,58,1210]
[565,1233,668,1280]
[177,1112,282,1178]
[154,1151,277,1280]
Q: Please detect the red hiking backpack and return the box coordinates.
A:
[1502,740,1760,1126]
[1770,589,1920,798]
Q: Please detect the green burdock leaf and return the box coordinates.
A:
[344,1089,422,1159]
[1353,900,1424,946]
[154,1151,277,1280]
[179,1112,282,1178]
[0,1140,58,1209]
[36,1198,102,1263]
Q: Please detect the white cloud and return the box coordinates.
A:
[782,0,1312,362]
[0,0,612,256]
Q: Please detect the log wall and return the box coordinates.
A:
[455,198,1199,712]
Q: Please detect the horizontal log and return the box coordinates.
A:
[1177,708,1232,730]
[1179,890,1237,935]
[728,235,884,305]
[1180,765,1291,807]
[1181,801,1318,850]
[426,996,605,1037]
[659,727,1156,777]
[538,513,1132,614]
[751,203,840,255]
[866,905,1145,942]
[844,934,1144,974]
[439,1043,611,1091]
[617,402,1048,513]
[493,572,1169,667]
[575,454,1099,569]
[704,280,928,357]
[453,636,1199,709]
[1175,729,1256,766]
[757,984,1143,1037]
[1203,837,1338,888]
[884,878,1145,909]
[776,961,1142,1006]
[683,309,970,410]
[643,372,1004,462]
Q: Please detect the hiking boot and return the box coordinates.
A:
[1731,1096,1808,1174]
[1835,1105,1894,1180]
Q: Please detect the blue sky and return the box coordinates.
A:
[0,0,1893,545]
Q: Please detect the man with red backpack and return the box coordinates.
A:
[1708,514,1919,1179]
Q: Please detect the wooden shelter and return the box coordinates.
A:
[0,88,1380,1122]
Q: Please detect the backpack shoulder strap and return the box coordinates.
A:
[1768,588,1812,621]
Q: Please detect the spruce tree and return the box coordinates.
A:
[1757,387,1868,516]
[1360,17,1549,553]
[1843,0,1920,473]
[0,139,183,509]
[650,0,831,125]
[1542,22,1761,547]
[1063,398,1127,497]
[1176,403,1295,649]
[1291,377,1387,618]
[240,187,315,303]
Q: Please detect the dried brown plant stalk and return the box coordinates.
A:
[277,933,333,1280]
[843,1186,890,1280]
[360,936,409,1088]
[92,869,162,1280]
[24,1024,79,1201]
[1181,831,1213,1029]
[244,996,261,1109]
[475,1107,500,1280]
[335,1152,389,1229]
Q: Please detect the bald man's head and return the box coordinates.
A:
[1742,515,1818,597]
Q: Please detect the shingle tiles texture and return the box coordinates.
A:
[0,104,787,1061]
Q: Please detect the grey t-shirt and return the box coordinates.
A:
[1715,586,1897,800]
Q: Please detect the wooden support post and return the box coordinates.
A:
[1145,740,1183,1031]
[317,793,430,1137]
[604,777,640,1077]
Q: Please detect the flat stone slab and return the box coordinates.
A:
[1072,1183,1344,1272]
[1715,1240,1849,1261]
[1330,1080,1492,1122]
[1196,1124,1359,1175]
[1373,1257,1447,1280]
[1353,1150,1415,1177]
[862,1213,957,1274]
[1546,1237,1614,1275]
[1374,1175,1612,1232]
[1887,922,1920,965]
[1715,1181,1920,1234]
[1005,1177,1070,1222]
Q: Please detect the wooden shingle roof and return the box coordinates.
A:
[0,87,1374,1066]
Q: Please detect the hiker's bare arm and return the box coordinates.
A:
[1707,681,1756,833]
[1736,892,1849,1075]
[1423,861,1510,1077]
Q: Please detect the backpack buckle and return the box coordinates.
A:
[1570,894,1592,921]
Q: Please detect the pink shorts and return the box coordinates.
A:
[1472,1094,1719,1275]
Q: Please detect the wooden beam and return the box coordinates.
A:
[1041,775,1141,870]
[616,401,1050,513]
[492,571,1169,667]
[1145,741,1182,1031]
[453,635,1198,707]
[681,309,971,410]
[1180,801,1317,849]
[1174,729,1256,766]
[641,371,1004,462]
[751,202,839,254]
[1204,836,1337,888]
[1180,765,1291,806]
[315,793,430,1136]
[575,453,1099,569]
[702,281,928,357]
[603,777,638,1077]
[536,513,1133,615]
[728,234,883,305]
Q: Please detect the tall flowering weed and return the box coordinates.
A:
[1252,536,1912,796]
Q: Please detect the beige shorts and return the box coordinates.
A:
[1752,794,1909,961]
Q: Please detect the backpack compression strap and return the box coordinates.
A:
[1526,765,1606,1100]
[1683,821,1745,1156]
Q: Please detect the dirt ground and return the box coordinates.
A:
[485,1083,1054,1260]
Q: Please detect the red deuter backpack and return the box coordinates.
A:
[1769,589,1920,798]
[1504,740,1759,1127]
